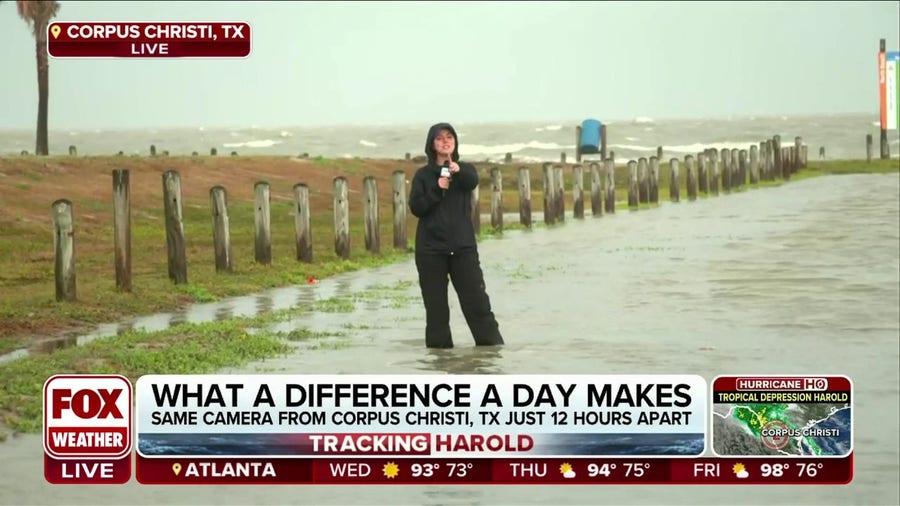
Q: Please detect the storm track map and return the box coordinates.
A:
[710,376,853,457]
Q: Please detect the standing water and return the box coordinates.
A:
[0,173,897,506]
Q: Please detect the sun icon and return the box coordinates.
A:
[382,462,400,479]
[732,463,745,474]
[559,462,576,478]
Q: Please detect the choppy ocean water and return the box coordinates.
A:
[1,113,898,162]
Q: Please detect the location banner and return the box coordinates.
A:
[47,22,251,58]
[134,374,708,459]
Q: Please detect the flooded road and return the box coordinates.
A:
[2,173,898,505]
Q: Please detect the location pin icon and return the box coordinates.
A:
[50,24,61,39]
[172,463,182,476]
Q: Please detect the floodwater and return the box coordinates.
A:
[1,173,898,506]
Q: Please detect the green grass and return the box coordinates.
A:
[0,319,292,436]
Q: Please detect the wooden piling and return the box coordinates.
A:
[656,146,663,161]
[749,145,759,184]
[210,147,217,156]
[758,142,767,179]
[589,162,602,217]
[293,183,313,262]
[150,144,157,156]
[333,177,350,259]
[628,160,639,208]
[698,152,708,194]
[253,181,272,264]
[210,185,233,273]
[669,157,680,202]
[648,156,659,203]
[560,152,566,164]
[52,199,76,302]
[553,164,565,222]
[730,149,740,187]
[391,170,407,250]
[490,167,503,231]
[686,155,697,201]
[68,145,77,156]
[709,155,719,196]
[542,163,554,224]
[162,170,187,284]
[773,135,783,178]
[819,146,825,160]
[604,159,615,214]
[637,157,649,203]
[575,125,583,163]
[765,139,775,180]
[363,176,380,253]
[738,149,748,187]
[794,137,803,172]
[518,167,532,227]
[782,147,791,180]
[572,164,584,218]
[505,152,512,164]
[722,149,732,189]
[866,134,873,163]
[112,169,132,290]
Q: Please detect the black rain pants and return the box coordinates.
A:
[415,249,504,348]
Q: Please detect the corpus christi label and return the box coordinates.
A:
[710,375,852,457]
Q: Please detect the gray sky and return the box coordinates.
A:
[1,1,898,130]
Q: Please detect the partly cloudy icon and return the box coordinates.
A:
[560,463,576,479]
[732,463,749,479]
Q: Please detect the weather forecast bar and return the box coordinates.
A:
[46,22,251,58]
[132,455,852,485]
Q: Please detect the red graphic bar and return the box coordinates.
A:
[45,455,131,485]
[136,455,852,485]
[47,22,250,58]
[713,375,851,391]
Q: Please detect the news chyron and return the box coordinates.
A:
[42,374,853,485]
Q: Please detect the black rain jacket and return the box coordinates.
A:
[408,123,480,255]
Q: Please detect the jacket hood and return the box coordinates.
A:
[424,122,460,165]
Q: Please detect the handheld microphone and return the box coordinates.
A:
[440,162,451,194]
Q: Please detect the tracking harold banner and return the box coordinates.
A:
[43,374,853,485]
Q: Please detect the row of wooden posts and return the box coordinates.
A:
[50,134,808,302]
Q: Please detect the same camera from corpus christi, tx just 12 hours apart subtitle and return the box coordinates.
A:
[46,22,251,58]
[40,374,853,485]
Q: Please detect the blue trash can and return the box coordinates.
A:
[579,119,602,154]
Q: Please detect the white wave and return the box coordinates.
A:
[535,124,563,132]
[222,139,283,148]
[872,121,882,127]
[359,140,378,147]
[460,140,566,156]
[633,117,655,124]
[625,137,639,142]
[279,130,292,138]
[609,140,763,154]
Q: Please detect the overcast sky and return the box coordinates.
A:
[1,1,898,130]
